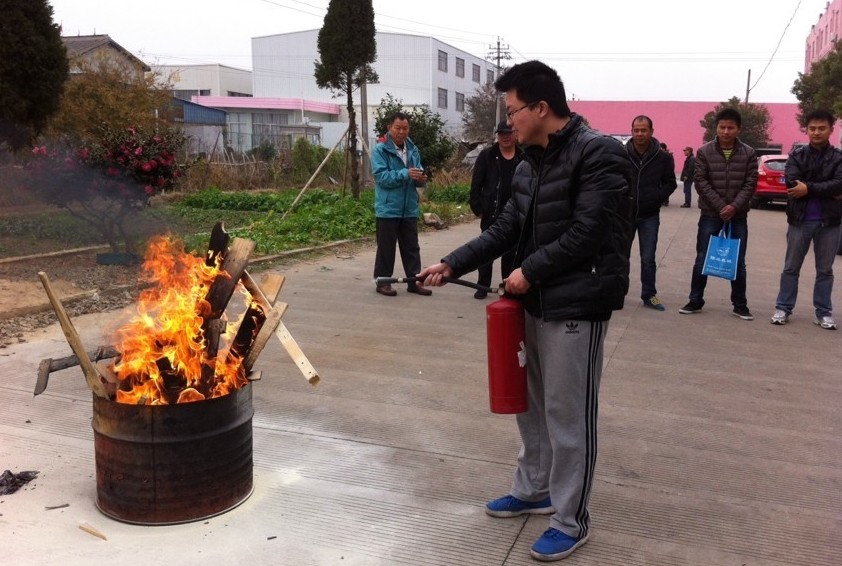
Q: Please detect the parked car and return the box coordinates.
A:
[752,154,788,208]
[754,147,785,157]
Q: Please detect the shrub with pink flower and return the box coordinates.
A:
[27,125,187,254]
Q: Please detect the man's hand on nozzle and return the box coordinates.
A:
[418,262,453,287]
[503,268,531,295]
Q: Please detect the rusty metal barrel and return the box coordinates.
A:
[91,384,254,525]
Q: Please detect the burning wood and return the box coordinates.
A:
[36,222,320,402]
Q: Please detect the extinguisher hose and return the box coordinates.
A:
[374,276,501,295]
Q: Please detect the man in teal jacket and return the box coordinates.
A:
[372,112,431,296]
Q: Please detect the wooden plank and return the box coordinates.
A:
[259,273,286,304]
[204,237,256,320]
[274,322,320,386]
[240,270,319,386]
[206,222,230,267]
[242,302,287,372]
[37,272,112,398]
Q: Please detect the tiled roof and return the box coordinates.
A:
[61,34,150,72]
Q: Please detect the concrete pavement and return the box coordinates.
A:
[1,203,840,565]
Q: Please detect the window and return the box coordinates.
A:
[438,88,448,109]
[472,64,480,83]
[252,112,290,148]
[455,92,465,112]
[455,57,465,78]
[438,50,448,72]
[487,69,495,84]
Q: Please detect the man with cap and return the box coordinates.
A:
[469,120,524,298]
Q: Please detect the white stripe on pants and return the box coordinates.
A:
[510,314,607,540]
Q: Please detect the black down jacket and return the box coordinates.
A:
[443,114,634,321]
[784,143,842,226]
[623,137,677,219]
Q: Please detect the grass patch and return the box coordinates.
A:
[0,185,475,259]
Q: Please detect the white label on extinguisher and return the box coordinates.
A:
[517,341,527,367]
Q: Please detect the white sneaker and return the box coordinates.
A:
[770,310,790,325]
[814,315,837,330]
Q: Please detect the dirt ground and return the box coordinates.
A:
[0,248,143,347]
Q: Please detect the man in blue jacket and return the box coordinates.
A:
[372,112,431,296]
[624,116,677,311]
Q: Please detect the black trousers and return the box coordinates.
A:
[476,216,515,287]
[373,217,422,286]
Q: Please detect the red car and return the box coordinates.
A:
[752,154,788,207]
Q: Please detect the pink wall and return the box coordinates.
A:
[569,100,805,171]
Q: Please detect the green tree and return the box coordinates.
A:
[314,0,378,199]
[374,94,457,176]
[461,82,505,142]
[0,0,68,151]
[699,97,771,149]
[792,40,842,124]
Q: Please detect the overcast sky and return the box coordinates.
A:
[49,0,827,104]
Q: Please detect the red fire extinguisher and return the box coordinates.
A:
[486,296,528,414]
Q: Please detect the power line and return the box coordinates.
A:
[749,0,803,93]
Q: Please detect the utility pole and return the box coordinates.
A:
[745,69,751,105]
[487,37,511,133]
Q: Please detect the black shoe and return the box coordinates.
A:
[407,285,432,296]
[732,305,754,320]
[474,289,488,299]
[679,301,703,314]
[376,285,397,296]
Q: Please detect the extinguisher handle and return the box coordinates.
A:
[375,276,501,295]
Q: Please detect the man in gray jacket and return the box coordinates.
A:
[419,60,633,562]
[679,108,758,319]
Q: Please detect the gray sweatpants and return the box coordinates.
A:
[510,314,607,540]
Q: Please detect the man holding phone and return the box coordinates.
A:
[371,111,431,296]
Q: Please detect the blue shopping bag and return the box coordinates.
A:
[701,222,740,280]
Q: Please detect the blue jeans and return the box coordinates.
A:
[635,214,660,300]
[689,216,748,307]
[683,181,693,206]
[775,221,838,317]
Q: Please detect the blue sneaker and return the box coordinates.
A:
[485,494,554,517]
[530,528,589,561]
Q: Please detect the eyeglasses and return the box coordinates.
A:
[506,102,536,120]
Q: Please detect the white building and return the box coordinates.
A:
[252,30,497,146]
[152,64,253,100]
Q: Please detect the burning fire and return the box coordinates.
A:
[109,236,249,405]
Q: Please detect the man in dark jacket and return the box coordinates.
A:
[419,60,633,562]
[770,109,842,329]
[469,120,524,298]
[624,116,676,310]
[680,146,696,207]
[679,108,758,319]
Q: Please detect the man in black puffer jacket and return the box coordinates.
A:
[469,120,524,298]
[623,116,677,311]
[419,60,633,562]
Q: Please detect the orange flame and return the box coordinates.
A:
[109,236,250,405]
